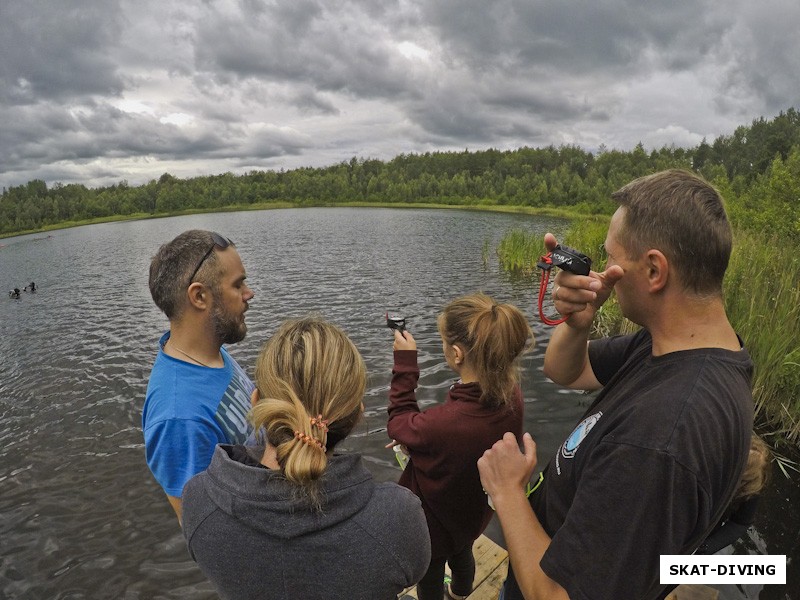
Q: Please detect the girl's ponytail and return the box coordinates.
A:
[438,293,532,407]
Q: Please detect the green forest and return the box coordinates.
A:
[2,108,800,241]
[3,108,800,449]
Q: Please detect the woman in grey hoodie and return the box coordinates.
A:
[182,317,431,600]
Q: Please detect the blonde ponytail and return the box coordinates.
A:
[249,317,366,506]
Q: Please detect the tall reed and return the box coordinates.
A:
[724,232,800,442]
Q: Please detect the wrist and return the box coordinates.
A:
[564,309,595,333]
[488,483,529,511]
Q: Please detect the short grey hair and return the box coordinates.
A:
[148,230,227,319]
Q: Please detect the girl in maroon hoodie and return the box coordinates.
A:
[388,292,532,600]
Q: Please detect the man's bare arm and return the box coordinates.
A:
[167,494,182,524]
[540,233,624,390]
[478,433,570,600]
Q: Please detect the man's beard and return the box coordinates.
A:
[211,296,247,346]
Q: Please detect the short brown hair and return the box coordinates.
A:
[612,169,732,295]
[149,230,227,319]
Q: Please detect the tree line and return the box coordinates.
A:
[2,108,799,239]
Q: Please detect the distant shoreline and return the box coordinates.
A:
[0,201,590,240]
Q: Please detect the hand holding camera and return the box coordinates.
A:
[386,312,416,351]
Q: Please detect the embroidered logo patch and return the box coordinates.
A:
[561,411,603,459]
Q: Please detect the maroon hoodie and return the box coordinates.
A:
[388,350,524,558]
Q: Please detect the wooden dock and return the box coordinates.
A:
[399,534,508,599]
[398,534,720,600]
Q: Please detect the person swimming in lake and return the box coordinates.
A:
[24,281,36,292]
[181,316,430,600]
[9,288,21,299]
[388,292,532,600]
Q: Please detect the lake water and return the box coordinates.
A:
[0,208,796,599]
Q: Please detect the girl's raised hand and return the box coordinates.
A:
[393,329,417,351]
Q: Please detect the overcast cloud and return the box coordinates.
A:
[1,0,798,189]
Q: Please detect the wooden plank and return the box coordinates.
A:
[400,535,508,599]
[469,535,508,586]
[402,541,720,600]
[468,557,508,600]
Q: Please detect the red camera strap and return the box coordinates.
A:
[537,252,569,326]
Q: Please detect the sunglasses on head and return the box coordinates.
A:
[188,232,233,283]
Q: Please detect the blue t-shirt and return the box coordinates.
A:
[143,332,255,497]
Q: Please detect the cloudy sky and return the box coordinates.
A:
[1,0,798,190]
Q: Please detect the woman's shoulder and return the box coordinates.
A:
[373,480,422,504]
[361,482,427,534]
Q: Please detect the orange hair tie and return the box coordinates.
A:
[310,415,329,432]
[294,430,325,452]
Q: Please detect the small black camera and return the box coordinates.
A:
[385,313,406,332]
[537,244,592,276]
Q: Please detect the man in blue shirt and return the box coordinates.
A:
[143,230,256,522]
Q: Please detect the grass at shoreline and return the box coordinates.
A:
[0,201,584,240]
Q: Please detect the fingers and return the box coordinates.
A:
[477,431,538,494]
[599,264,625,287]
[393,329,417,351]
[521,432,537,464]
[484,431,526,459]
[553,272,599,313]
[394,329,415,342]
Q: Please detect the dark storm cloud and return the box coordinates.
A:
[290,88,340,115]
[0,0,127,104]
[718,1,800,113]
[192,0,418,100]
[482,87,611,123]
[0,0,798,189]
[419,0,729,74]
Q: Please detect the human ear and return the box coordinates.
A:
[186,281,210,309]
[453,344,465,366]
[646,249,668,292]
[250,388,259,407]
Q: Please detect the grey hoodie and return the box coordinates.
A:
[182,445,431,600]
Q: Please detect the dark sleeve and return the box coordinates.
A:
[587,329,649,386]
[694,521,749,555]
[386,350,438,452]
[695,495,759,555]
[389,486,432,585]
[540,441,707,600]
